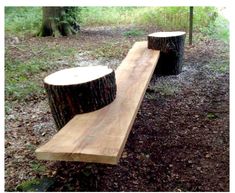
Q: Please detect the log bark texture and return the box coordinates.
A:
[148,31,186,75]
[44,66,116,130]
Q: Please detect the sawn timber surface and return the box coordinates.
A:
[35,41,160,164]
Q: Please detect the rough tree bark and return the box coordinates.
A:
[44,66,116,130]
[148,31,186,75]
[38,7,80,37]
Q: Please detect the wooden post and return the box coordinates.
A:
[44,66,116,130]
[189,6,193,45]
[148,31,186,75]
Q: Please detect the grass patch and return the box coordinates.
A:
[90,41,131,59]
[156,85,178,96]
[5,7,42,36]
[5,58,46,101]
[148,83,179,96]
[123,29,145,37]
[5,44,77,102]
[145,92,158,100]
[207,61,229,74]
[204,41,229,74]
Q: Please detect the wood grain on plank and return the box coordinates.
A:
[35,41,160,164]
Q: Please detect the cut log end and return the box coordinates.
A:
[148,31,186,38]
[44,66,114,86]
[44,66,117,130]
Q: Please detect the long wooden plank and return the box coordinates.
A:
[35,41,160,164]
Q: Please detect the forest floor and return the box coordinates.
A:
[5,26,229,191]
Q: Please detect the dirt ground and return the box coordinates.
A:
[5,26,229,191]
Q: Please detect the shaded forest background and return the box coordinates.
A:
[5,7,228,40]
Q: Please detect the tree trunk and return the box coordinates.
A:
[148,31,186,75]
[44,66,116,130]
[38,7,80,37]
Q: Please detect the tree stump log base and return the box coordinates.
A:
[44,66,116,130]
[148,31,186,75]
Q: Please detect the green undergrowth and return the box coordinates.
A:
[204,43,229,74]
[5,7,42,36]
[5,58,46,102]
[80,7,229,42]
[5,45,77,103]
[123,29,145,37]
[207,112,218,120]
[5,7,229,42]
[16,177,55,192]
[207,61,229,74]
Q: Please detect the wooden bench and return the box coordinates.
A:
[35,41,160,164]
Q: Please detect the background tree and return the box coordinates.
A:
[38,7,80,37]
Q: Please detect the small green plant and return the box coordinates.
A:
[5,101,12,115]
[207,112,218,119]
[26,143,36,151]
[16,179,40,192]
[158,86,176,96]
[81,168,92,177]
[30,161,46,173]
[16,177,54,192]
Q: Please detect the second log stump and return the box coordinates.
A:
[44,66,116,130]
[148,31,186,75]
